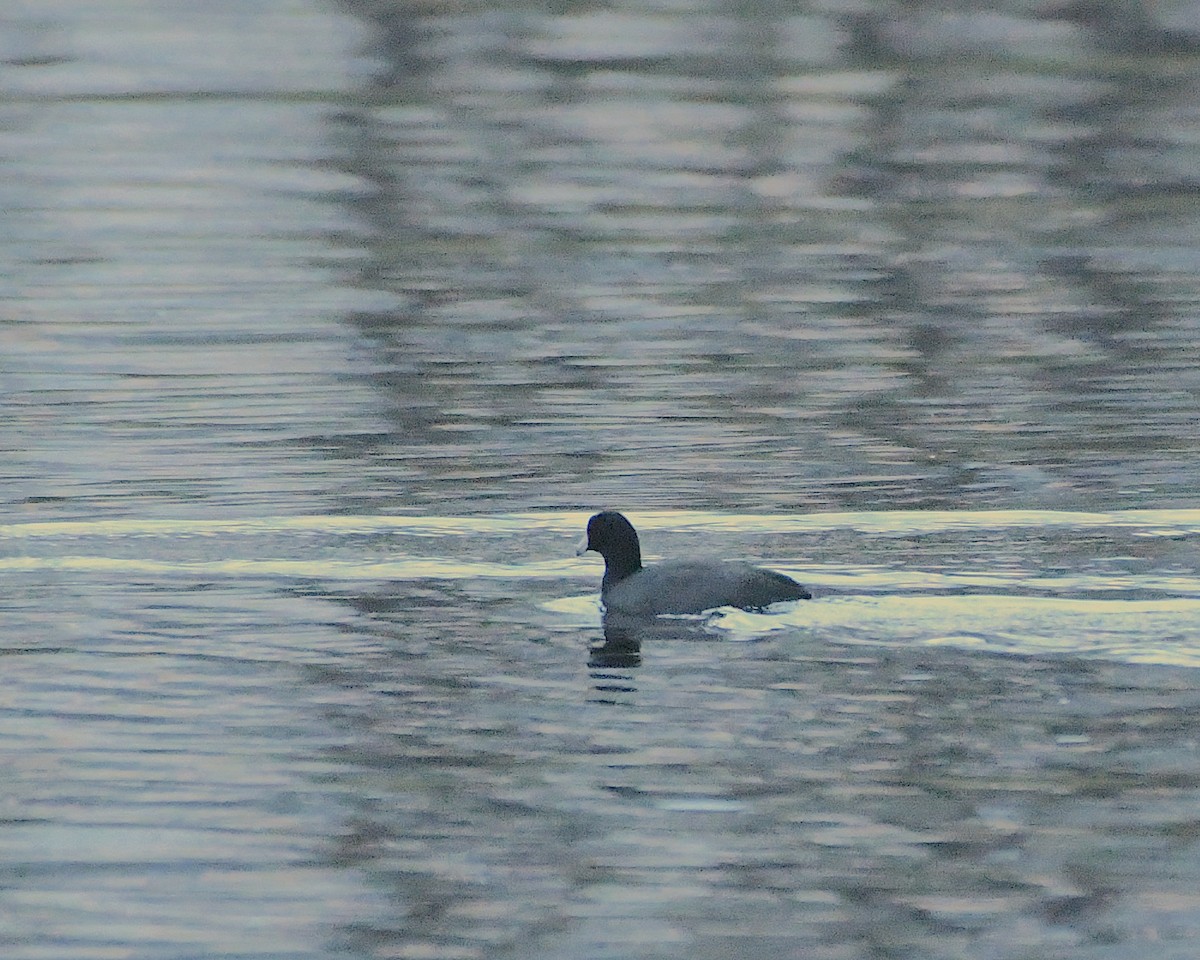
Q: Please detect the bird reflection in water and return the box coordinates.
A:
[588,617,643,670]
[586,612,723,694]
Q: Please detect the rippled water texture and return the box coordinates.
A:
[4,0,1200,958]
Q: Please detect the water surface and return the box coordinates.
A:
[4,0,1200,957]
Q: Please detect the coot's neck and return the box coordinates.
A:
[601,537,642,589]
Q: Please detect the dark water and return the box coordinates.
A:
[4,1,1200,958]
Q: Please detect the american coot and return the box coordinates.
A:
[577,511,811,616]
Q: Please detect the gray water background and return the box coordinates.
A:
[4,0,1200,957]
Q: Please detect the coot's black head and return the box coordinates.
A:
[578,511,643,582]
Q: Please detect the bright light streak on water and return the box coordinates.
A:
[5,508,1198,667]
[4,507,1199,541]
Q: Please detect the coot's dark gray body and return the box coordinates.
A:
[578,511,811,616]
